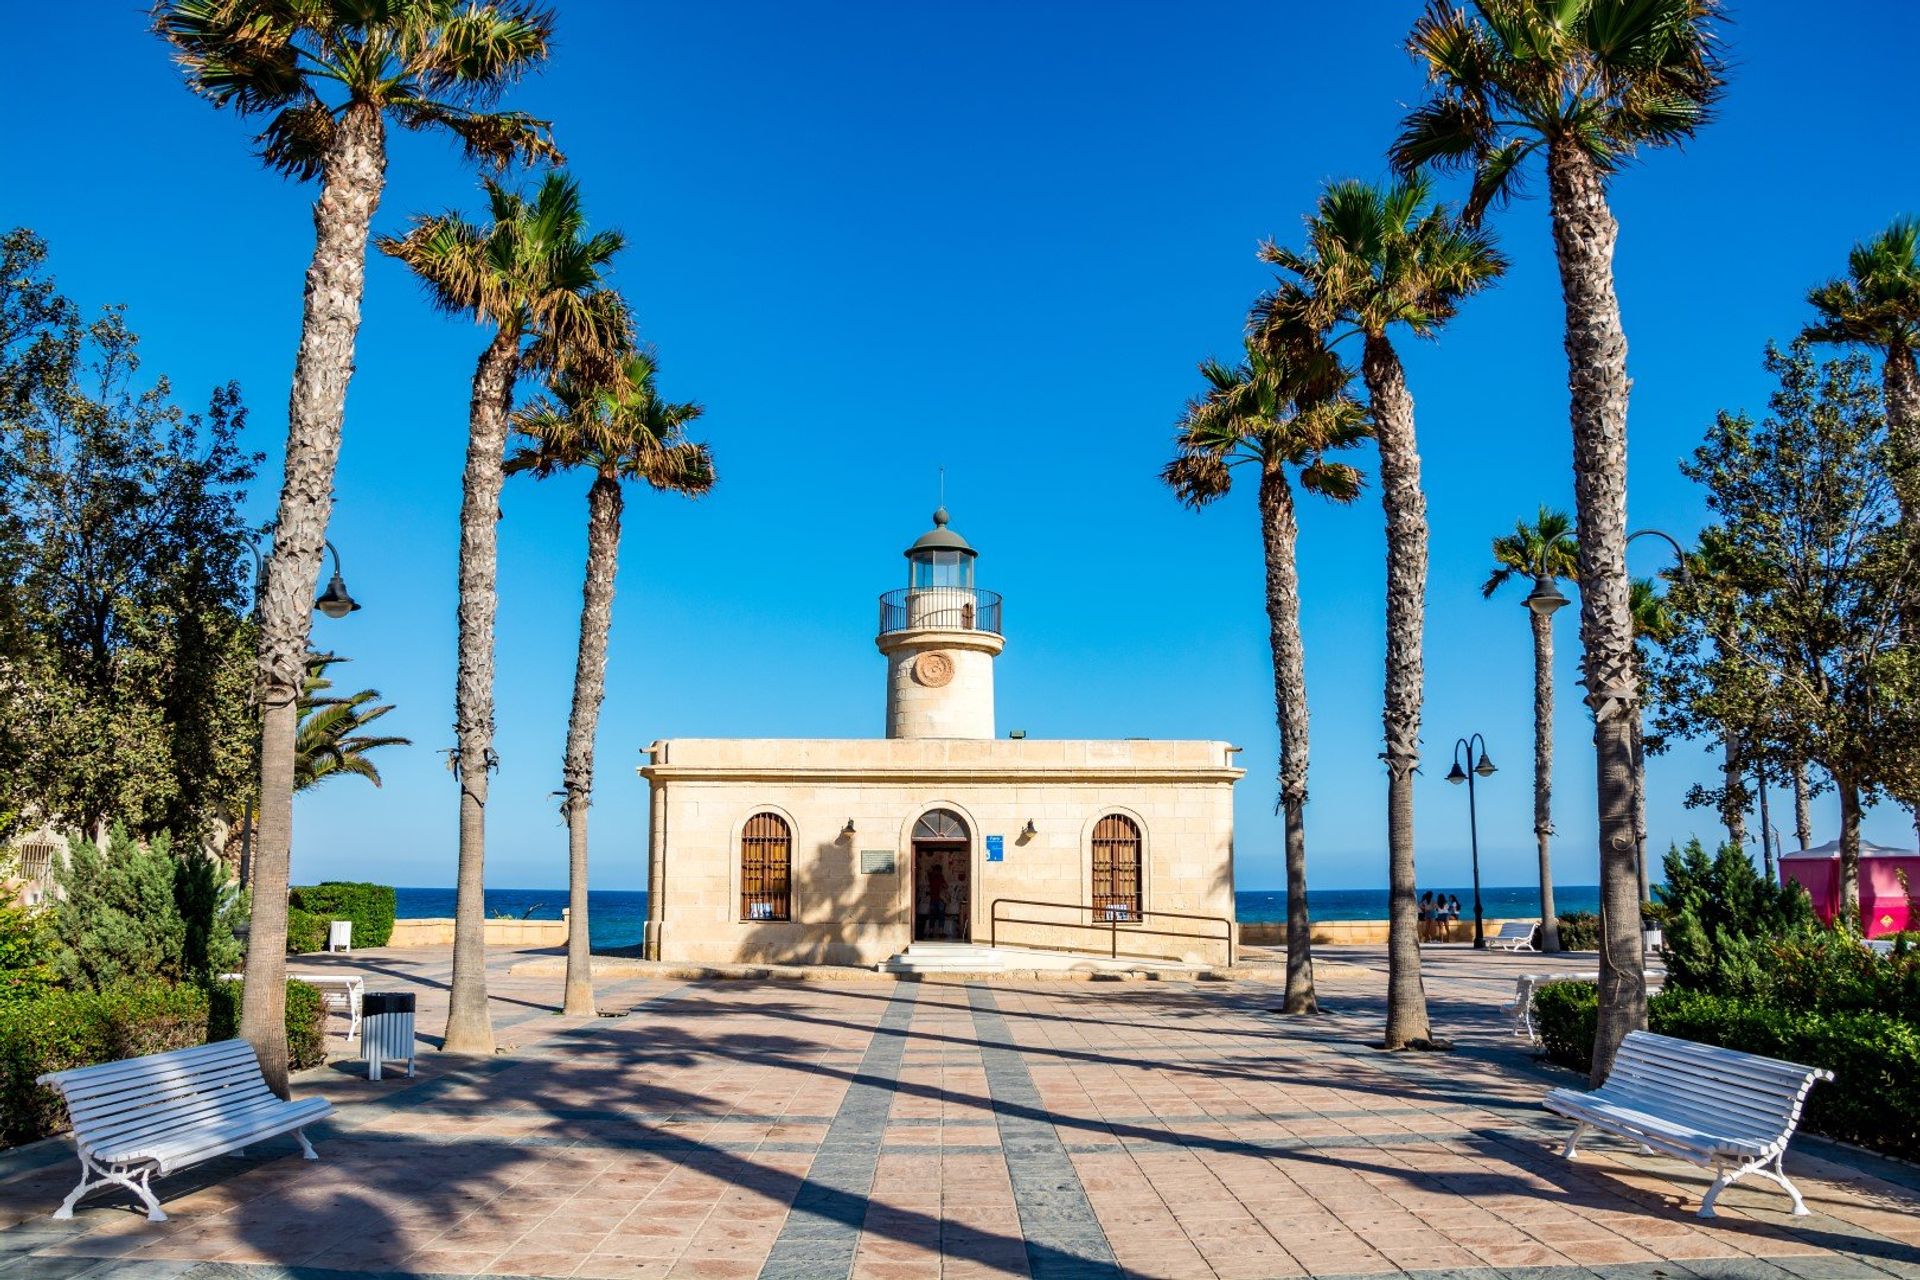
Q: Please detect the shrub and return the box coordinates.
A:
[0,978,330,1149]
[1532,979,1599,1072]
[1555,912,1600,951]
[289,882,395,948]
[51,827,185,989]
[1659,837,1818,997]
[0,983,208,1147]
[49,826,241,988]
[207,979,325,1073]
[0,903,57,1005]
[1525,979,1920,1158]
[285,908,328,954]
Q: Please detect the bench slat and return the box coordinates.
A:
[64,1063,275,1122]
[40,1041,258,1094]
[84,1087,289,1156]
[101,1098,330,1172]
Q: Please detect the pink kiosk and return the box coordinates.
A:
[1778,839,1918,937]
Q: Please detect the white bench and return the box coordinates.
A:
[1545,1029,1832,1217]
[1488,921,1539,951]
[36,1039,333,1222]
[1502,971,1600,1039]
[222,973,363,1041]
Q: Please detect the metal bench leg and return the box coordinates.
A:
[1752,1153,1810,1216]
[54,1154,167,1223]
[294,1128,319,1161]
[1560,1122,1588,1159]
[1698,1163,1743,1218]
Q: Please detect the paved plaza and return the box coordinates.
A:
[1,946,1915,1280]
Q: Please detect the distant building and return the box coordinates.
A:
[639,509,1241,968]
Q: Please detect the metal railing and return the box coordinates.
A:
[989,897,1234,966]
[878,586,1002,636]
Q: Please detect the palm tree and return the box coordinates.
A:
[1259,176,1505,1049]
[156,0,558,1094]
[295,654,409,792]
[507,351,714,1018]
[1393,0,1726,1082]
[1805,219,1920,512]
[381,173,629,1054]
[1482,508,1577,953]
[1163,330,1368,1016]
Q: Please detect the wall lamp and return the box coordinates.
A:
[1021,820,1038,838]
[841,819,856,839]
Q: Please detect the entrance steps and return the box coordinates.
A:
[875,941,1208,977]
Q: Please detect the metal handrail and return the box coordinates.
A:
[878,586,1003,637]
[989,897,1233,967]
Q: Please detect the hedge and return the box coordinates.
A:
[1528,980,1920,1159]
[0,979,325,1149]
[286,908,328,955]
[289,882,395,949]
[1555,912,1601,951]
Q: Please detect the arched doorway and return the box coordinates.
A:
[912,808,971,942]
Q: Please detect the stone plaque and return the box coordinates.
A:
[860,849,897,875]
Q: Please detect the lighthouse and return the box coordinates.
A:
[875,508,1004,739]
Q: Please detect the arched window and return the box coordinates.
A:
[741,813,791,921]
[1092,815,1142,922]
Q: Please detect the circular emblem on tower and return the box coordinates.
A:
[912,651,955,688]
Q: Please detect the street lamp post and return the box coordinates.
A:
[1621,529,1690,904]
[1445,734,1497,948]
[237,537,361,890]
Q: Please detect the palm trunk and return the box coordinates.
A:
[1258,464,1316,1014]
[561,475,624,1017]
[1529,609,1561,952]
[1720,739,1747,852]
[1792,761,1813,851]
[1363,333,1431,1049]
[239,104,386,1098]
[1883,346,1920,515]
[1545,139,1645,1085]
[443,327,521,1056]
[1837,775,1862,930]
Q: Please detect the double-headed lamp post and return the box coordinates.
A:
[1445,734,1497,948]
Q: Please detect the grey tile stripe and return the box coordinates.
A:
[965,984,1120,1280]
[756,980,920,1280]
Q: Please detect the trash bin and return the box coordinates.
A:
[362,991,416,1081]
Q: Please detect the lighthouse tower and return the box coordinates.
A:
[876,508,1004,739]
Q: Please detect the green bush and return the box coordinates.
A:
[0,983,209,1147]
[1555,912,1600,951]
[0,978,330,1149]
[0,903,57,1005]
[285,908,327,954]
[49,826,241,988]
[207,979,325,1073]
[1532,979,1599,1072]
[289,882,395,948]
[1659,837,1818,997]
[1525,980,1919,1158]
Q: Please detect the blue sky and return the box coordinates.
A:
[5,2,1916,892]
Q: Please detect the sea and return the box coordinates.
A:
[395,884,1606,951]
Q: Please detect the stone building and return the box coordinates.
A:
[639,510,1242,968]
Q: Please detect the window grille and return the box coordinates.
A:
[1091,815,1142,921]
[740,813,792,921]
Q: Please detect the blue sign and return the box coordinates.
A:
[985,835,1004,862]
